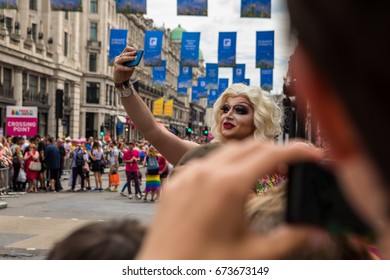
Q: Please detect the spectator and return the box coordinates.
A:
[47,219,146,260]
[122,142,141,199]
[44,137,61,192]
[70,142,86,192]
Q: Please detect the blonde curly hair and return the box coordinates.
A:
[211,83,282,143]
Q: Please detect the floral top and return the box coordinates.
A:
[256,173,285,195]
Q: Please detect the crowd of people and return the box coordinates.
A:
[0,135,169,199]
[3,0,390,261]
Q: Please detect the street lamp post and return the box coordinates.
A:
[109,109,115,141]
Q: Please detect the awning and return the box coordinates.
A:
[117,115,127,123]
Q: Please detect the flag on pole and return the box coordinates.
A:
[191,86,199,103]
[164,99,174,117]
[241,0,271,18]
[197,77,208,98]
[109,29,128,65]
[153,97,164,116]
[51,0,82,11]
[180,32,201,67]
[218,32,237,67]
[206,63,219,89]
[260,68,273,91]
[116,0,146,14]
[144,30,164,66]
[177,0,207,16]
[256,31,274,68]
[233,64,246,83]
[0,0,17,9]
[152,60,166,85]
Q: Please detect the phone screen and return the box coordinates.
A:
[286,162,373,238]
[123,50,144,67]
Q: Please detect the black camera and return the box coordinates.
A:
[286,161,373,238]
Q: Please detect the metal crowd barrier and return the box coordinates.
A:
[0,167,10,195]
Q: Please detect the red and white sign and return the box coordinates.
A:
[6,106,38,137]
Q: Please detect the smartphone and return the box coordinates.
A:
[123,50,144,67]
[286,162,373,238]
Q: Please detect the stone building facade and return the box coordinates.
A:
[0,0,206,140]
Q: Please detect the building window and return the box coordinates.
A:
[22,73,27,94]
[32,23,37,41]
[105,84,109,105]
[64,32,68,56]
[89,22,98,41]
[65,11,69,20]
[3,68,12,89]
[86,82,100,104]
[85,112,96,138]
[89,53,97,72]
[39,112,48,136]
[29,0,37,10]
[29,74,38,100]
[2,68,12,97]
[90,0,98,13]
[40,77,47,96]
[64,82,70,106]
[6,17,13,34]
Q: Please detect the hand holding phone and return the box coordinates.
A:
[123,50,144,67]
[286,161,373,238]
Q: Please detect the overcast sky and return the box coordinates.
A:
[145,0,293,94]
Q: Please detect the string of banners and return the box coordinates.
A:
[1,0,271,18]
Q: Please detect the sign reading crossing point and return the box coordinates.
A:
[6,106,38,137]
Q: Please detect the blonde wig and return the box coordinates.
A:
[211,83,282,143]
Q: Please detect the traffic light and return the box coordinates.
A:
[55,89,63,119]
[202,126,209,136]
[100,125,105,137]
[186,127,192,136]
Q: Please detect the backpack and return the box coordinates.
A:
[147,156,159,172]
[75,150,85,167]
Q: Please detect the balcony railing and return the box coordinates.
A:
[87,40,101,49]
[0,84,14,98]
[23,90,48,104]
[64,95,71,107]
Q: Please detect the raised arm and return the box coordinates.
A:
[113,46,198,165]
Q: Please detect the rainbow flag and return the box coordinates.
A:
[145,174,161,192]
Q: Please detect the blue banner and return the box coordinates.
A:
[218,32,237,67]
[180,32,201,67]
[256,31,274,69]
[197,77,208,98]
[177,0,207,16]
[109,29,128,66]
[207,89,219,108]
[152,60,166,86]
[244,78,250,85]
[233,64,246,84]
[116,122,124,135]
[260,68,273,91]
[177,87,188,96]
[241,0,271,18]
[51,0,82,11]
[144,30,164,66]
[178,66,193,88]
[116,0,146,14]
[191,86,199,103]
[0,0,17,9]
[206,63,219,90]
[218,78,229,94]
